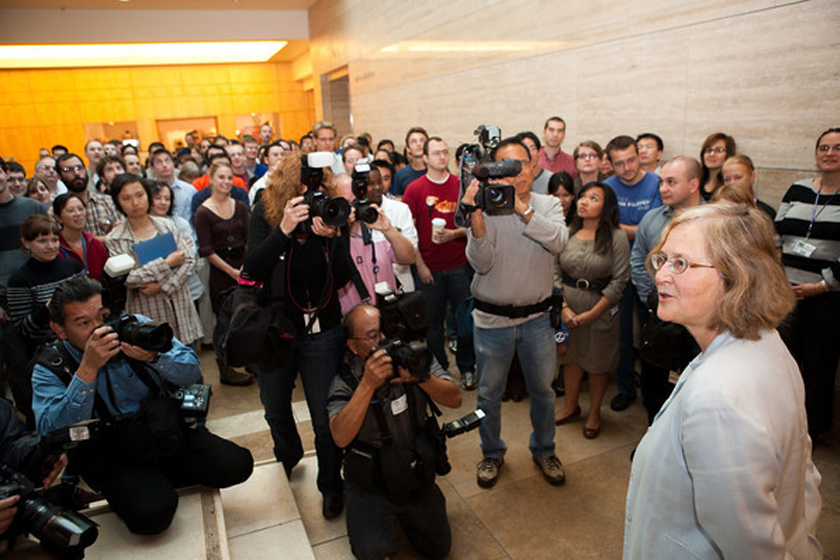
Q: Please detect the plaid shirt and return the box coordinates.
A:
[84,192,120,237]
[104,216,203,345]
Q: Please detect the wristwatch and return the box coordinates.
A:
[521,205,535,221]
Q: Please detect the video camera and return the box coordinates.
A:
[298,152,350,233]
[458,125,518,219]
[351,161,379,224]
[0,422,101,559]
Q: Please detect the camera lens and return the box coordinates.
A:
[487,186,509,207]
[121,321,174,353]
[318,197,350,227]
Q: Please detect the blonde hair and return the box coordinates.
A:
[723,154,755,173]
[711,185,754,206]
[261,153,339,227]
[651,204,794,340]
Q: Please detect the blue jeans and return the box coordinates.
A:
[414,263,475,375]
[475,314,557,458]
[617,282,641,397]
[256,323,344,497]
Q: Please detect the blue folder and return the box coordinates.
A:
[133,231,177,265]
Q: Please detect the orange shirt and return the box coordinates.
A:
[193,174,248,191]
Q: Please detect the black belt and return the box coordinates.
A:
[473,297,552,319]
[562,273,610,294]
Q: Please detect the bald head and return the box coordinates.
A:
[335,173,353,201]
[667,156,702,182]
[659,156,702,210]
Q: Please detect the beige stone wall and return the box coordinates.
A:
[308,0,840,209]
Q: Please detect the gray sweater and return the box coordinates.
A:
[466,193,568,328]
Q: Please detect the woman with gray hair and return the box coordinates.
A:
[624,203,822,559]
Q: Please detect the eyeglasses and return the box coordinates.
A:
[576,153,598,160]
[61,165,85,173]
[650,252,715,274]
[704,147,726,155]
[818,144,840,153]
[352,330,383,344]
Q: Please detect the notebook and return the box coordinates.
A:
[133,231,177,265]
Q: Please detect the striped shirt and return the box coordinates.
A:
[7,257,84,344]
[775,178,840,288]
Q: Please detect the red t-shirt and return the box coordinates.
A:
[402,173,467,272]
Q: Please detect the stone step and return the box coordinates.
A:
[4,461,314,560]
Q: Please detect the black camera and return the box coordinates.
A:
[351,162,379,224]
[170,384,212,419]
[375,338,432,381]
[298,153,350,232]
[376,285,428,343]
[105,314,174,354]
[0,465,98,559]
[458,125,517,216]
[471,159,519,211]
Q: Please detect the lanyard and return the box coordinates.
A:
[807,180,839,239]
[60,235,89,274]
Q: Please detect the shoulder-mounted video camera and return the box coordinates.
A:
[298,152,350,234]
[458,125,518,217]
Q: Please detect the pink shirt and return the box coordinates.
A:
[339,231,398,315]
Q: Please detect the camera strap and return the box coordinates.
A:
[286,236,336,339]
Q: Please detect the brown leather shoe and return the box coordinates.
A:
[554,405,581,425]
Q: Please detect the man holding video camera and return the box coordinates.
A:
[328,304,461,560]
[30,275,253,535]
[462,137,569,489]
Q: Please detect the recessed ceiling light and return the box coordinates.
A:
[0,41,288,69]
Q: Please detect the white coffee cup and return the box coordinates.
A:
[431,218,446,243]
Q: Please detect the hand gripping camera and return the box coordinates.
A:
[458,125,518,215]
[0,422,102,559]
[298,152,350,233]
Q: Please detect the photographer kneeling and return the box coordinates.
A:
[31,276,253,535]
[328,304,461,560]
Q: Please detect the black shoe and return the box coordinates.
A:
[322,494,344,520]
[610,393,636,411]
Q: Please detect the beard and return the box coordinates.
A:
[65,176,88,193]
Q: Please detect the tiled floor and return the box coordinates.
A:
[11,348,836,558]
[200,349,840,560]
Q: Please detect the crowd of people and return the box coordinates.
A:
[0,118,835,559]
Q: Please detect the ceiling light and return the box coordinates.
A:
[0,41,288,69]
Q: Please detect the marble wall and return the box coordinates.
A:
[308,0,840,208]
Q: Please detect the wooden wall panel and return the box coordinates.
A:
[0,61,315,174]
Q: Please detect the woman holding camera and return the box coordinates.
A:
[243,153,353,520]
[105,174,202,346]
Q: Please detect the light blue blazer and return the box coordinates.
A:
[624,330,822,560]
